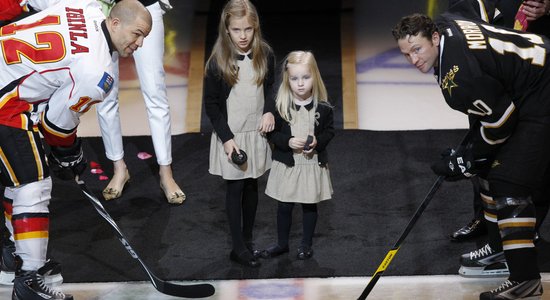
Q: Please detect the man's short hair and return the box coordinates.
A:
[392,13,438,41]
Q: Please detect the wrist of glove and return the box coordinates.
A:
[431,145,476,181]
[48,138,87,180]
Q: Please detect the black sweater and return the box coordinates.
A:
[203,52,276,143]
[268,101,334,167]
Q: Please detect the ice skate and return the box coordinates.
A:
[12,256,72,300]
[479,279,542,300]
[459,243,509,278]
[1,242,63,286]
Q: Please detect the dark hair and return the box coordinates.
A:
[392,13,437,41]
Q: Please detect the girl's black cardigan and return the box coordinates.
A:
[203,52,276,143]
[267,101,334,167]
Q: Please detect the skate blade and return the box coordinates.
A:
[0,271,62,287]
[521,297,541,300]
[458,265,509,278]
[0,270,14,285]
[44,274,63,287]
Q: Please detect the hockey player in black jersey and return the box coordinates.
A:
[392,2,550,300]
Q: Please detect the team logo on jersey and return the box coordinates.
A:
[98,72,114,93]
[441,65,459,96]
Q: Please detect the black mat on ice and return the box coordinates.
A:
[37,130,550,283]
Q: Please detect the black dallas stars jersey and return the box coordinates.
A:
[434,13,550,157]
[0,0,115,147]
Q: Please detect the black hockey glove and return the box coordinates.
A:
[431,144,477,181]
[48,138,87,180]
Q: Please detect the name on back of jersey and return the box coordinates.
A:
[454,20,487,50]
[65,7,89,55]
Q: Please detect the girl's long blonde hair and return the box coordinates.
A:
[276,51,329,122]
[205,0,272,86]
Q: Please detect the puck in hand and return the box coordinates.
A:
[231,150,247,165]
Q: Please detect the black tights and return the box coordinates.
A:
[226,178,258,254]
[276,202,318,248]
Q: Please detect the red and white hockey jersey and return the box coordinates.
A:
[0,0,115,147]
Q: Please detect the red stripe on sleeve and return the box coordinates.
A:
[12,216,49,234]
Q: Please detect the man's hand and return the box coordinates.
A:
[522,0,550,21]
[48,138,87,180]
[431,145,476,181]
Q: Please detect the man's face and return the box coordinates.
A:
[111,17,151,57]
[226,16,254,52]
[397,32,440,73]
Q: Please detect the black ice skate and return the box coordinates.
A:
[480,279,543,300]
[1,242,63,286]
[459,243,509,278]
[12,256,72,300]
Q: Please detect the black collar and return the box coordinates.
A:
[101,20,115,56]
[236,52,253,60]
[296,101,314,111]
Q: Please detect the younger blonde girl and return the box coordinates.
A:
[262,51,334,260]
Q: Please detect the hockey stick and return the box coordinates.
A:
[357,128,475,300]
[75,176,215,298]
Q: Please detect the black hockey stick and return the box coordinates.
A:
[357,128,475,300]
[75,177,215,298]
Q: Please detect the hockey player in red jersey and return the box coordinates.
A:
[393,0,550,299]
[0,0,152,299]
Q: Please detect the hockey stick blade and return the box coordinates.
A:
[75,177,215,298]
[357,177,444,300]
[357,128,476,300]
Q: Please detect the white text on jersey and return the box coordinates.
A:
[455,20,487,50]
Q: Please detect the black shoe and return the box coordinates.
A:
[260,245,289,259]
[450,219,487,241]
[245,242,262,259]
[297,245,313,260]
[229,250,261,268]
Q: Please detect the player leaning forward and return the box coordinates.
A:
[0,0,151,299]
[392,8,550,300]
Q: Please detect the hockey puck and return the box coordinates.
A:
[231,150,247,165]
[303,135,314,151]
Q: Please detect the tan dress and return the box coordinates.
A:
[208,54,271,180]
[265,102,333,203]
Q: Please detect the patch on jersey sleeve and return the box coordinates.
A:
[97,72,114,93]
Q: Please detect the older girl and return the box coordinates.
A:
[203,0,275,267]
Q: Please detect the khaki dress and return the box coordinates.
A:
[265,103,333,203]
[208,55,271,180]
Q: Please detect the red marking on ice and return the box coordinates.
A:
[90,161,101,169]
[91,168,103,174]
[137,152,153,160]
